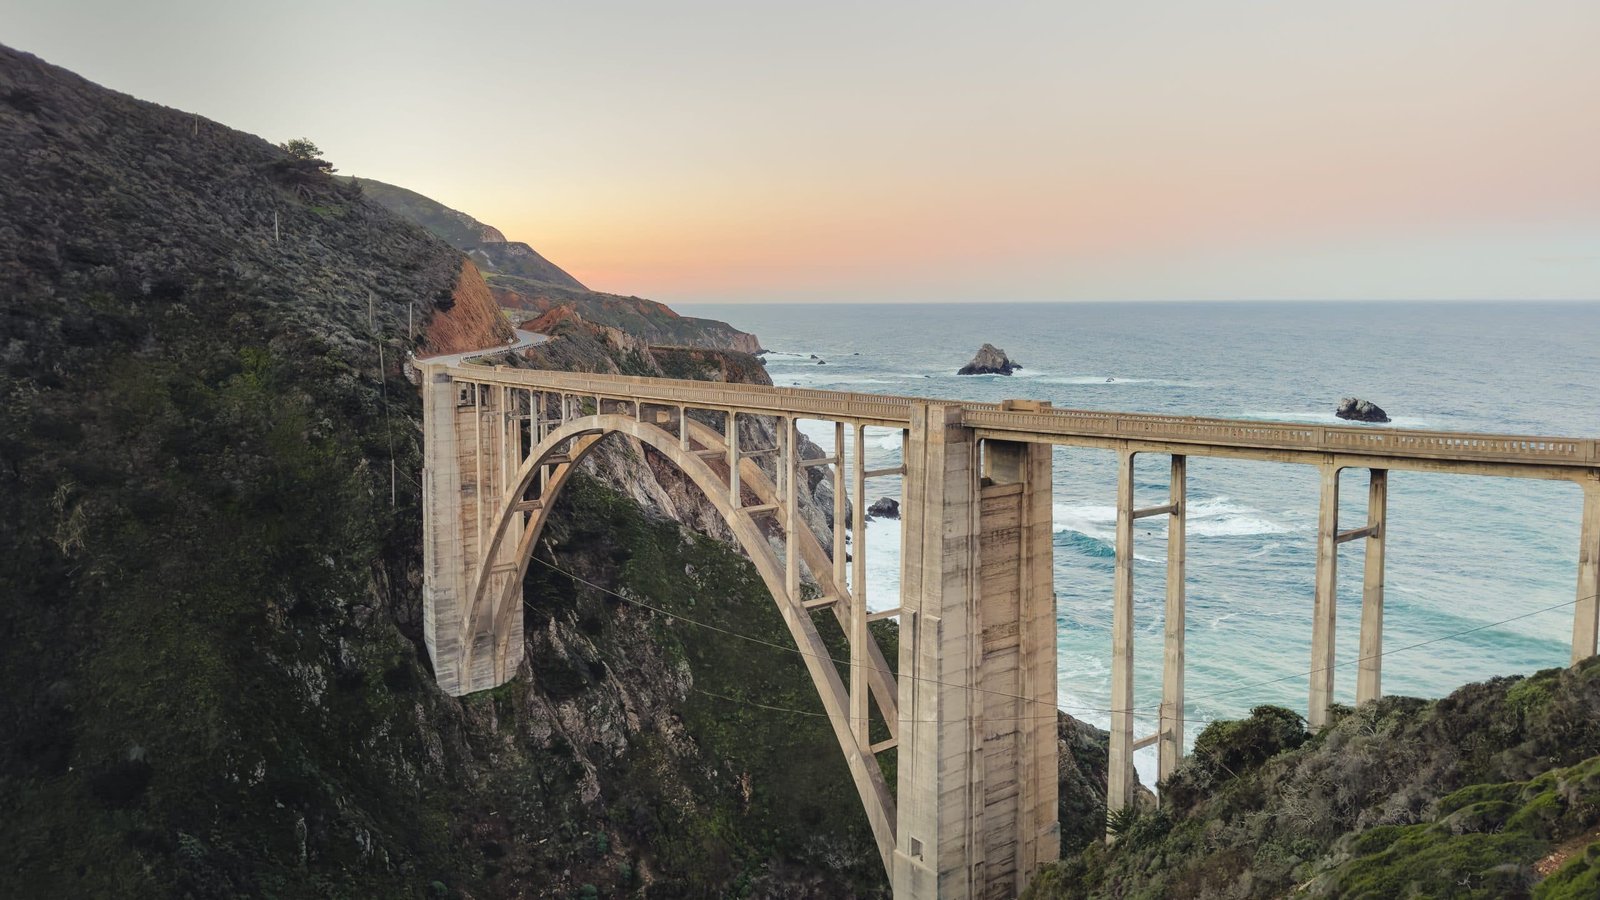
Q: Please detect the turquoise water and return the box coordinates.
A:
[680,301,1599,784]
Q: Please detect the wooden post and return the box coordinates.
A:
[1356,469,1389,704]
[1108,447,1135,820]
[1309,463,1341,729]
[1158,454,1186,783]
[1574,481,1600,664]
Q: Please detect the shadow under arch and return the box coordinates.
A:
[463,412,898,872]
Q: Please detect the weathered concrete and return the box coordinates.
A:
[419,362,1600,898]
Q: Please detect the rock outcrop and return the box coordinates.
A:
[1336,397,1391,423]
[415,259,515,356]
[358,177,762,353]
[867,497,900,520]
[958,343,1022,376]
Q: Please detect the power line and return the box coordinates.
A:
[527,553,1597,727]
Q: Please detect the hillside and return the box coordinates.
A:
[356,178,761,353]
[0,44,867,897]
[355,177,588,291]
[1026,661,1600,899]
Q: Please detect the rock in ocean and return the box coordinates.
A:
[1336,397,1391,423]
[867,497,901,520]
[958,343,1021,376]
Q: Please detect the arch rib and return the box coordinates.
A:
[467,414,898,872]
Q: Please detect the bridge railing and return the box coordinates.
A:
[439,364,1597,468]
[442,365,921,426]
[964,407,1595,466]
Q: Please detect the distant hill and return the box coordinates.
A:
[355,178,762,353]
[353,177,587,290]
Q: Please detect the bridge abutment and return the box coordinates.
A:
[422,365,524,696]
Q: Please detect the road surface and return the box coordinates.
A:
[418,328,547,367]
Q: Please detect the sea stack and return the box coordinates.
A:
[958,343,1021,375]
[1336,397,1391,423]
[867,497,901,520]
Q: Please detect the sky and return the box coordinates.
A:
[4,0,1598,303]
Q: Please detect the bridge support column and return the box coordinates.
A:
[420,366,524,696]
[1158,455,1187,784]
[896,408,1058,899]
[1309,463,1341,730]
[1356,469,1388,704]
[1108,449,1136,820]
[1574,479,1600,664]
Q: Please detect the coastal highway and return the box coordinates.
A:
[417,327,547,368]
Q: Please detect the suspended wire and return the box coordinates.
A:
[526,554,1086,723]
[434,393,1596,728]
[527,552,1599,726]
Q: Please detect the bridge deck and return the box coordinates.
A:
[442,364,1597,477]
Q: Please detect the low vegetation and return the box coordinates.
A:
[1026,661,1600,899]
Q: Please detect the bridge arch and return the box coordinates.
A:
[463,412,898,870]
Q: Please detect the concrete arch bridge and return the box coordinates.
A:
[419,361,1600,899]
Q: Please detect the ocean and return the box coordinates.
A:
[678,300,1600,787]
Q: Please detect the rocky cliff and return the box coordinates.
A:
[355,177,761,353]
[417,260,514,356]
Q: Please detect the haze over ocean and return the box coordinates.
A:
[680,300,1600,787]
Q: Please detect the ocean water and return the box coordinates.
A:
[679,301,1600,787]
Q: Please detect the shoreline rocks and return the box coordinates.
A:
[1336,397,1391,423]
[866,497,900,520]
[958,343,1021,376]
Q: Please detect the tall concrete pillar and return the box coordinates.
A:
[1158,455,1187,783]
[421,366,523,696]
[895,408,1059,899]
[1309,463,1341,729]
[422,367,466,693]
[1108,449,1136,817]
[1356,469,1388,704]
[1574,478,1600,664]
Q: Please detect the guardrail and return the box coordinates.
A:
[435,364,1597,469]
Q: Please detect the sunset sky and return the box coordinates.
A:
[6,0,1598,303]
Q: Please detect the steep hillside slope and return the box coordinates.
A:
[1026,661,1600,899]
[355,177,587,291]
[356,177,761,353]
[0,44,871,898]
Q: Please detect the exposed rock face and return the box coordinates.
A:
[867,497,900,520]
[1336,397,1391,423]
[357,177,762,354]
[415,260,514,356]
[1055,713,1153,856]
[513,310,844,559]
[958,343,1022,376]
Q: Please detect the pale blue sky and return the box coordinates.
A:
[4,0,1597,302]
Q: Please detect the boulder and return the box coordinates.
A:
[1336,397,1391,423]
[958,343,1021,376]
[867,497,900,520]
